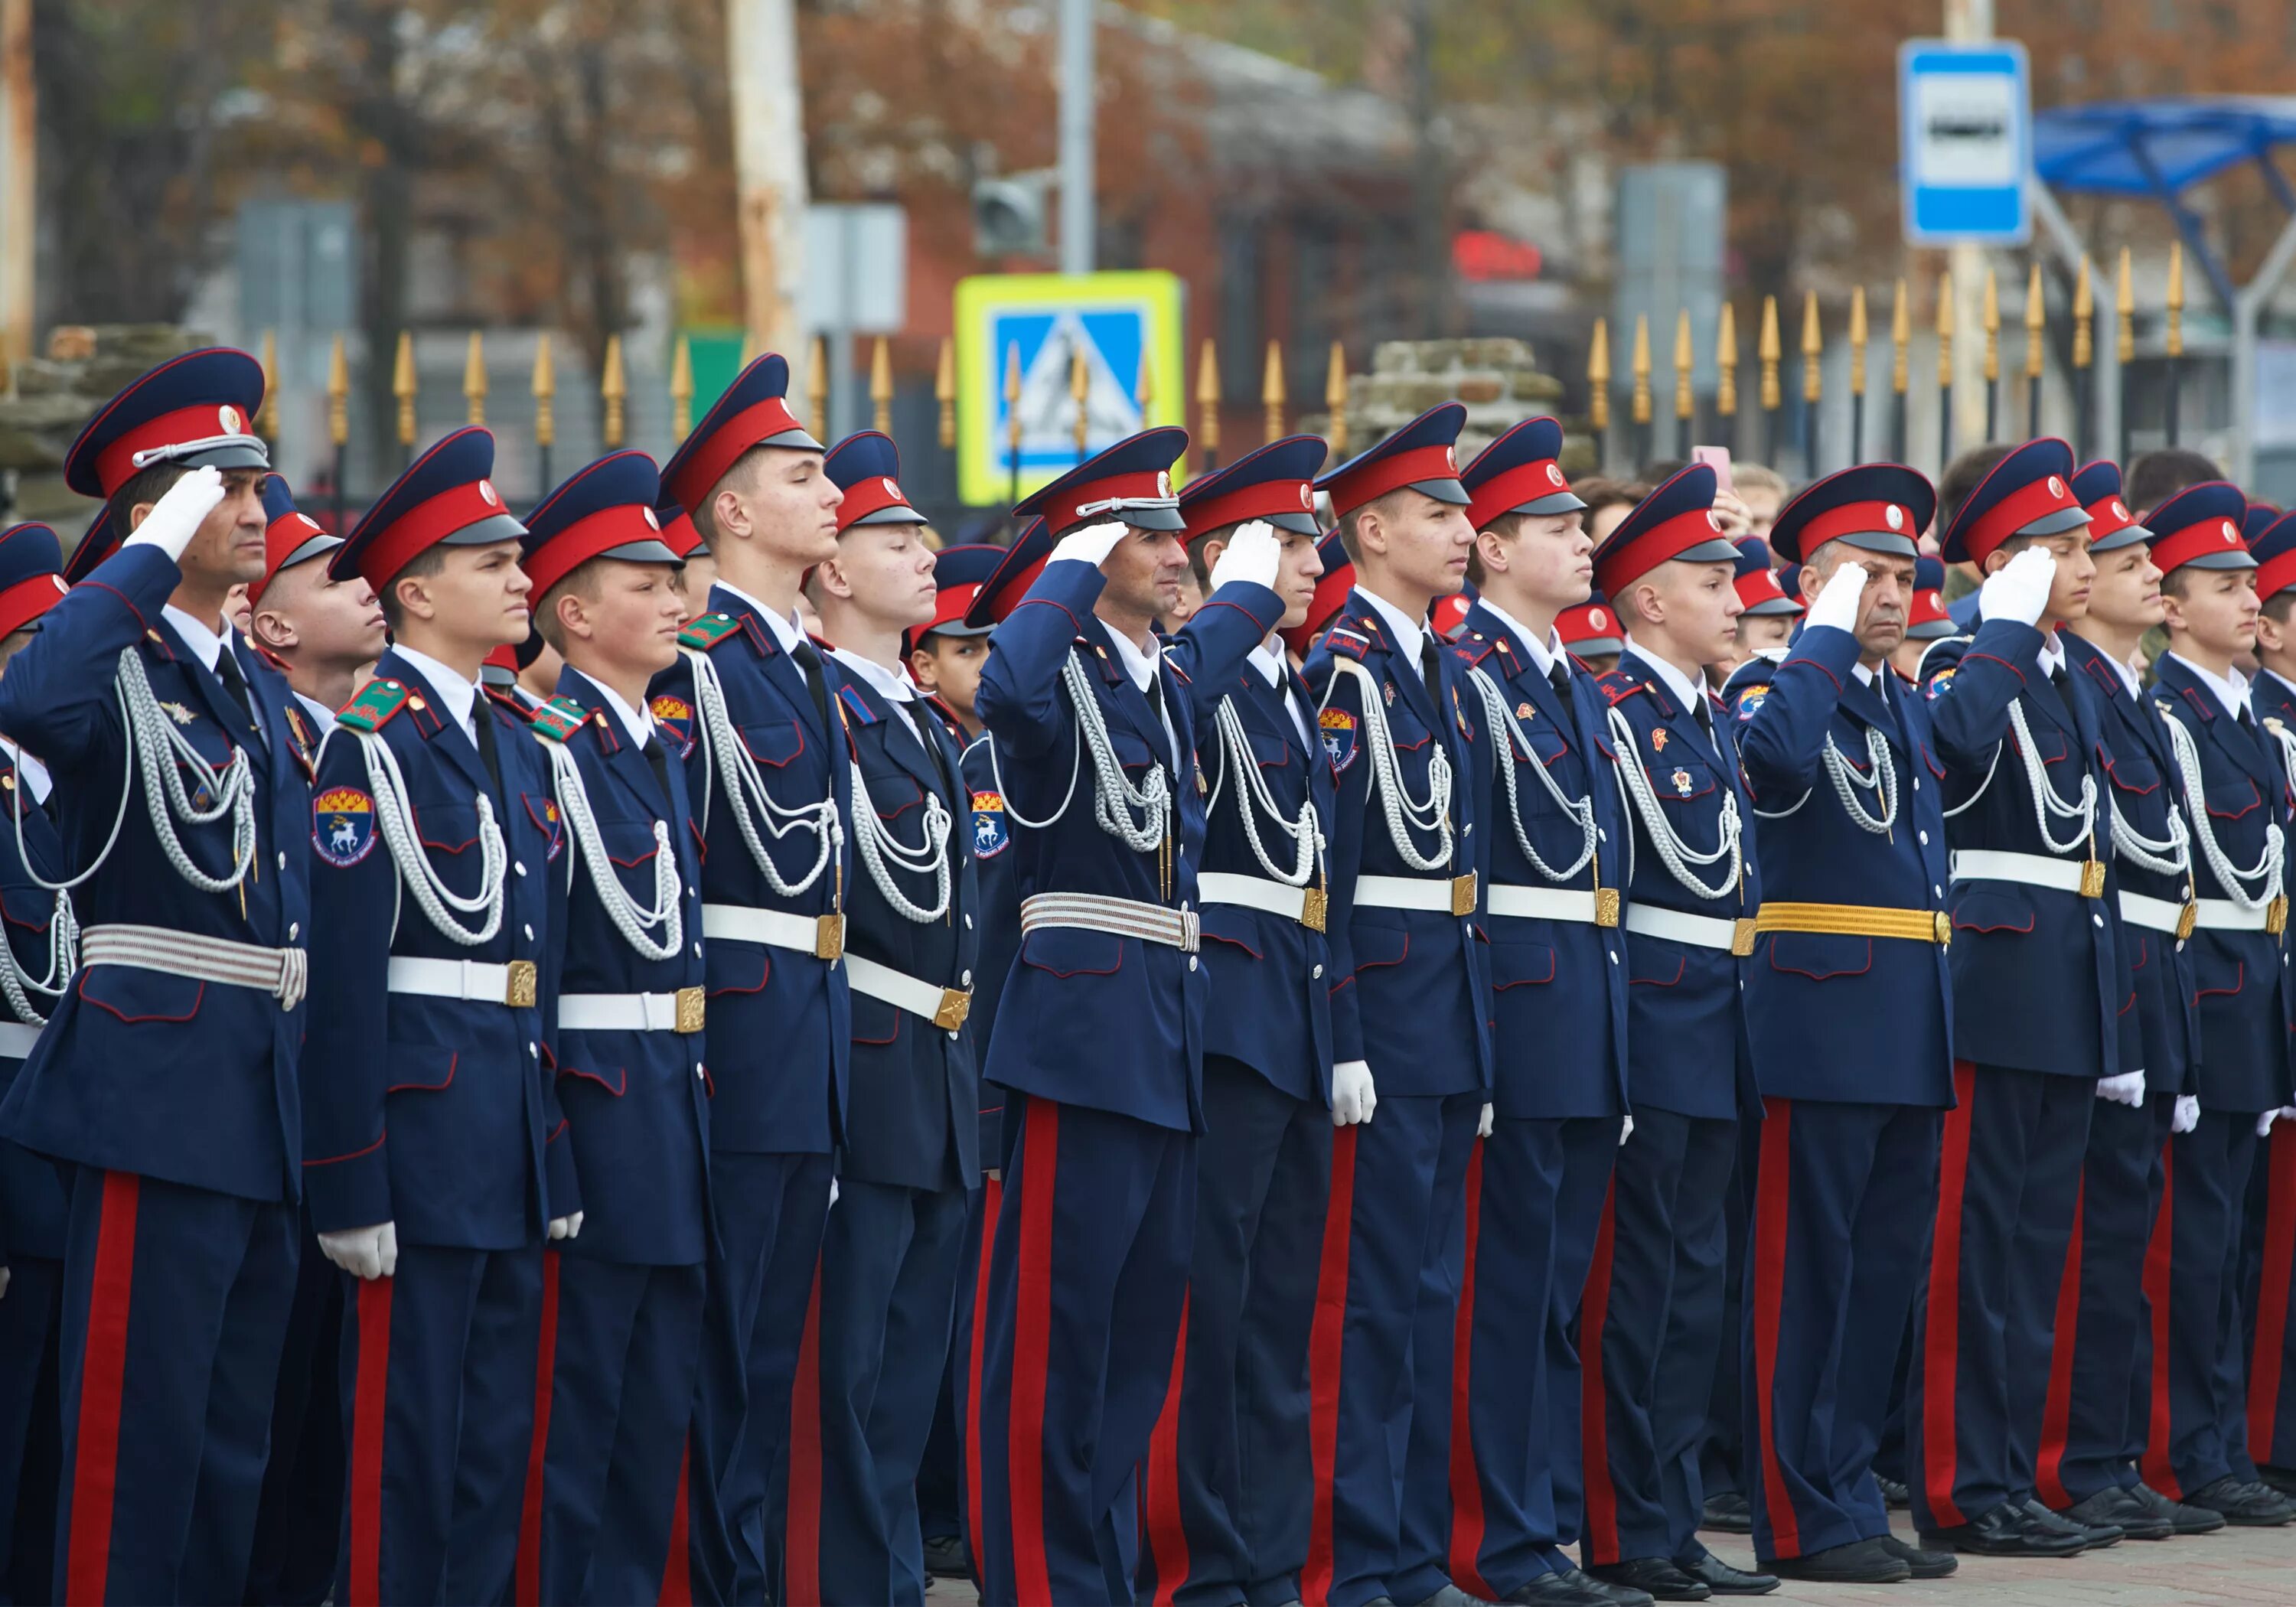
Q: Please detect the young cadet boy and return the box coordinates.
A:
[1300,404,1492,1607]
[1440,422,1638,1607]
[909,543,1003,745]
[510,451,712,1604]
[2136,482,2296,1526]
[303,425,579,1606]
[0,351,312,1606]
[247,474,387,766]
[1133,436,1336,1607]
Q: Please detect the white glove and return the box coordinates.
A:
[1620,1113,1635,1147]
[2262,1110,2284,1139]
[2174,1094,2200,1135]
[1331,1060,1377,1126]
[1050,521,1129,569]
[0,1266,11,1301]
[548,1212,584,1241]
[1477,1102,1495,1139]
[1978,545,2057,628]
[1805,560,1868,635]
[1210,520,1281,592]
[318,1221,400,1281]
[123,464,227,562]
[2095,1070,2147,1107]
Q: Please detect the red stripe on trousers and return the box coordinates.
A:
[1144,1289,1192,1607]
[1008,1100,1060,1607]
[2141,1137,2181,1499]
[1303,1125,1359,1607]
[347,1271,395,1607]
[1920,1061,1978,1529]
[64,1170,139,1607]
[1444,1139,1497,1599]
[784,1257,827,1607]
[965,1175,1001,1585]
[1578,1177,1623,1566]
[657,1433,691,1606]
[517,1249,563,1607]
[2249,1129,2296,1458]
[1750,1102,1800,1558]
[2035,1175,2086,1510]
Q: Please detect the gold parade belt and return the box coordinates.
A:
[1753,901,1952,947]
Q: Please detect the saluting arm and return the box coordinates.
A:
[977,553,1109,761]
[1925,615,2049,771]
[1737,624,1864,795]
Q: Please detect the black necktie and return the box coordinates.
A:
[2050,664,2074,703]
[1144,668,1166,728]
[2240,703,2260,738]
[214,644,256,733]
[1550,663,1571,700]
[1694,696,1717,752]
[471,702,502,794]
[791,635,833,733]
[641,734,672,802]
[1420,634,1443,700]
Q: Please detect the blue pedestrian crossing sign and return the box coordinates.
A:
[954,270,1186,507]
[1898,40,2032,246]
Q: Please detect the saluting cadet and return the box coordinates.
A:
[304,425,576,1606]
[1439,421,1637,1607]
[646,354,849,1603]
[2036,464,2219,1540]
[1910,438,2129,1558]
[2135,483,2296,1526]
[509,451,712,1604]
[967,431,1287,1607]
[1725,539,1801,672]
[0,352,311,1606]
[1132,436,1336,1607]
[1296,404,1491,1607]
[1727,466,1960,1587]
[1888,558,1958,683]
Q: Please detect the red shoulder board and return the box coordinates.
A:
[1596,671,1645,706]
[1322,626,1371,662]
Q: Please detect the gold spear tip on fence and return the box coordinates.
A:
[392,331,416,445]
[1262,340,1287,438]
[1588,316,1611,432]
[2116,246,2135,314]
[1716,303,1739,418]
[1193,338,1221,451]
[259,329,280,437]
[2073,256,2095,371]
[1848,287,1868,396]
[463,331,488,426]
[1673,309,1694,419]
[1325,341,1349,456]
[1891,279,1911,395]
[1630,315,1652,425]
[1981,269,2001,381]
[327,332,351,448]
[869,337,894,435]
[807,335,830,432]
[2024,261,2047,378]
[531,333,556,447]
[1005,341,1024,449]
[1801,292,1823,403]
[2166,242,2186,357]
[670,335,695,438]
[601,332,628,448]
[936,337,957,450]
[1758,296,1782,412]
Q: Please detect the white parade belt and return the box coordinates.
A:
[558,989,705,1034]
[1486,882,1622,927]
[702,903,846,961]
[1950,849,2105,898]
[2195,898,2281,933]
[83,923,308,1010]
[1355,872,1479,918]
[843,953,972,1032]
[1019,892,1200,953]
[1195,871,1327,931]
[2117,888,2197,937]
[1623,903,1749,953]
[386,956,539,1009]
[0,1022,40,1058]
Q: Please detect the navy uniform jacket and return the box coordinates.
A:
[2255,667,2296,1049]
[302,651,572,1245]
[650,586,854,1156]
[960,735,1016,1163]
[975,561,1283,1132]
[1923,624,2128,1081]
[1596,653,1753,1120]
[1304,593,1492,1098]
[1454,605,1628,1118]
[1184,648,1336,1109]
[1730,627,1955,1108]
[0,751,68,1263]
[536,676,712,1266]
[0,543,311,1203]
[2149,655,2293,1113]
[835,673,980,1193]
[2064,634,2201,1097]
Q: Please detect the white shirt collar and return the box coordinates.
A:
[2167,651,2252,721]
[827,646,920,704]
[1476,598,1564,680]
[2108,654,2143,699]
[1355,585,1435,662]
[0,741,49,806]
[1625,641,1710,720]
[162,605,232,673]
[390,644,479,738]
[715,578,807,656]
[1247,639,1288,689]
[1851,660,1876,686]
[2036,629,2067,681]
[2262,666,2296,705]
[1102,622,1163,696]
[566,666,656,747]
[294,689,338,731]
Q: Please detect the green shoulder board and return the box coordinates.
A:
[680,611,742,651]
[528,696,588,744]
[335,676,410,732]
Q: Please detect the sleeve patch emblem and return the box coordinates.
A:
[313,787,377,867]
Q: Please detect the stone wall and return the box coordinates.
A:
[1,325,215,530]
[1297,337,1591,474]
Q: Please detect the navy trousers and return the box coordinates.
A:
[2243,1123,2296,1473]
[249,1205,345,1606]
[1744,1098,1941,1563]
[1446,1115,1615,1599]
[2140,1111,2261,1498]
[793,1178,968,1607]
[1698,1123,1757,1505]
[1583,1110,1737,1566]
[1908,1062,2092,1534]
[951,1175,1003,1584]
[687,1148,833,1605]
[2034,1093,2172,1508]
[52,1169,297,1606]
[0,1253,59,1606]
[1135,1055,1329,1607]
[976,1095,1195,1607]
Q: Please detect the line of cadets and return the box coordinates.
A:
[2,343,2296,1607]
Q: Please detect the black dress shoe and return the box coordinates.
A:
[1669,1544,1779,1595]
[1918,1499,2086,1556]
[1699,1491,1753,1534]
[2184,1474,2296,1525]
[2259,1463,2296,1498]
[2025,1496,2119,1547]
[1873,1534,1957,1578]
[1760,1538,1911,1584]
[1874,1475,1911,1508]
[2062,1485,2170,1540]
[921,1532,970,1578]
[1583,1557,1707,1601]
[1502,1566,1655,1606]
[2125,1479,2226,1534]
[1403,1589,1486,1607]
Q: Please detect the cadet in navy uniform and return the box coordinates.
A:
[2036,465,2219,1539]
[303,425,577,1605]
[968,430,1286,1607]
[1910,438,2130,1558]
[1439,422,1636,1607]
[647,354,850,1602]
[246,474,387,773]
[0,352,311,1605]
[1131,436,1337,1607]
[1727,467,1961,1586]
[2135,483,2296,1525]
[1296,405,1492,1607]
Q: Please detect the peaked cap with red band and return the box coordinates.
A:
[825,430,930,531]
[1463,416,1586,532]
[1766,463,1935,563]
[2144,480,2253,576]
[0,524,68,641]
[1937,437,2089,566]
[1179,435,1328,542]
[656,501,705,559]
[1906,556,1956,639]
[1733,541,1802,617]
[1557,592,1624,657]
[1314,403,1469,520]
[2069,461,2151,555]
[2245,503,2285,544]
[331,425,528,588]
[1281,532,1356,658]
[921,544,1003,640]
[520,451,683,600]
[659,353,823,517]
[963,520,1053,630]
[250,474,343,605]
[1014,429,1189,537]
[1433,585,1476,640]
[63,347,269,500]
[2252,510,2296,601]
[1591,462,1741,598]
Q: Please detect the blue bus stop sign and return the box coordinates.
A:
[1900,41,2032,246]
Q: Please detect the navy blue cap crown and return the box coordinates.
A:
[521,451,680,598]
[331,425,527,588]
[1766,464,1935,563]
[1178,435,1329,539]
[1014,429,1189,536]
[63,347,269,500]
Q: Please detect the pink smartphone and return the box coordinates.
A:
[1692,445,1733,494]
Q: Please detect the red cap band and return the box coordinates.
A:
[1466,458,1574,533]
[1557,598,1622,648]
[1039,468,1176,538]
[1595,505,1730,597]
[660,507,703,559]
[665,396,807,513]
[94,402,259,499]
[1795,499,1919,552]
[523,502,668,598]
[1964,471,2081,568]
[1735,567,1797,611]
[0,572,67,641]
[1184,476,1318,543]
[2259,549,2296,601]
[356,478,510,590]
[1282,563,1357,657]
[1324,443,1459,520]
[2151,512,2252,577]
[1910,585,1951,628]
[251,509,332,605]
[2082,493,2140,544]
[925,582,985,634]
[835,474,916,531]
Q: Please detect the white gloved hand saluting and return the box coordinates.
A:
[2174,1094,2200,1135]
[1210,520,1282,593]
[1477,1103,1495,1139]
[1331,1060,1377,1127]
[1804,560,1868,636]
[1050,521,1130,570]
[124,464,227,563]
[318,1221,400,1281]
[1620,1113,1636,1147]
[2095,1070,2147,1108]
[1978,545,2058,629]
[549,1212,585,1241]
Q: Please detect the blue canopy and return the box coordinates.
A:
[2036,96,2296,196]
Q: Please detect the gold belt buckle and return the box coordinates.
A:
[2177,901,2198,940]
[814,913,846,962]
[1933,910,1954,947]
[934,988,974,1033]
[1300,886,1329,933]
[2272,896,2291,938]
[1450,872,1479,918]
[1594,888,1622,928]
[2079,859,2108,899]
[1730,918,1757,957]
[674,986,706,1035]
[504,960,538,1009]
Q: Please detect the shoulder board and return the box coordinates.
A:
[1456,631,1501,667]
[1595,670,1645,706]
[2177,683,2217,722]
[679,611,742,651]
[836,683,879,726]
[335,676,409,732]
[1322,627,1371,662]
[528,696,588,743]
